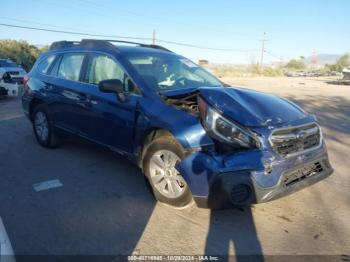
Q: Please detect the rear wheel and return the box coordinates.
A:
[143,135,192,207]
[32,105,62,148]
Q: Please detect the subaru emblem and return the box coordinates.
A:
[296,130,307,139]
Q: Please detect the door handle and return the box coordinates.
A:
[78,93,88,101]
[79,94,95,103]
[77,93,95,107]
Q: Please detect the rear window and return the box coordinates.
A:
[57,53,84,81]
[37,54,56,74]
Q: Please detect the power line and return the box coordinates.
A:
[0,16,98,34]
[264,50,284,62]
[156,38,259,52]
[41,0,165,32]
[74,0,257,40]
[51,0,260,40]
[0,23,259,53]
[0,23,151,41]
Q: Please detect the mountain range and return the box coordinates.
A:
[305,54,343,65]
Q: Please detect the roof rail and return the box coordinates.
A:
[103,40,172,52]
[80,39,116,50]
[49,39,172,52]
[140,44,172,52]
[49,41,80,50]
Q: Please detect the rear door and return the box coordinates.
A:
[77,52,140,153]
[48,52,87,133]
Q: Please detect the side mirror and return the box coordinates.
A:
[98,79,126,102]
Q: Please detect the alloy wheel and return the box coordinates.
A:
[34,111,49,142]
[149,150,187,198]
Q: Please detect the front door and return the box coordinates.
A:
[78,53,139,153]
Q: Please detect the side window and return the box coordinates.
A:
[48,55,62,77]
[58,53,84,81]
[86,54,138,94]
[87,54,124,85]
[37,54,56,74]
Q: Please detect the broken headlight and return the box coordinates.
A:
[199,97,260,149]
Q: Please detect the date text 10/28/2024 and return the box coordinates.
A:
[128,255,220,261]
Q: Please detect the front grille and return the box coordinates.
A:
[8,71,19,75]
[270,123,321,156]
[283,160,327,187]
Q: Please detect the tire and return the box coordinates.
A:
[143,134,192,207]
[32,105,62,148]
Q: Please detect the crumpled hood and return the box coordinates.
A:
[199,87,307,127]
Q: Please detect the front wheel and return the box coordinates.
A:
[143,135,192,207]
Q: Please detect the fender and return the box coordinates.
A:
[133,94,214,152]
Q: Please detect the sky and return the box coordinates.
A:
[0,0,349,64]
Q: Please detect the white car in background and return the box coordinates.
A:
[0,59,26,97]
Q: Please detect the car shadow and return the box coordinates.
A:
[183,138,264,260]
[0,98,157,258]
[205,207,264,261]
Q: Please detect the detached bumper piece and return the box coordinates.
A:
[255,158,333,203]
[194,157,333,209]
[283,160,327,187]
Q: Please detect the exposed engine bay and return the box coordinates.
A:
[162,92,199,116]
[161,89,262,154]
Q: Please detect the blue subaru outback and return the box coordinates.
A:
[22,39,333,208]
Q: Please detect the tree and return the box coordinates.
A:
[323,54,350,72]
[285,59,306,70]
[334,54,350,72]
[0,40,46,71]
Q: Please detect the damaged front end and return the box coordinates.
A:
[161,90,200,116]
[160,87,333,208]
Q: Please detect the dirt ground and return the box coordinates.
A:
[0,76,349,259]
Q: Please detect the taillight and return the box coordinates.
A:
[198,96,207,120]
[23,75,29,88]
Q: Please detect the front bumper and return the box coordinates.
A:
[0,82,23,97]
[177,142,333,208]
[0,82,21,97]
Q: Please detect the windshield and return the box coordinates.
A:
[0,60,18,67]
[126,53,223,91]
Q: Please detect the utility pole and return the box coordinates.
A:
[310,50,318,69]
[260,32,268,68]
[152,29,156,45]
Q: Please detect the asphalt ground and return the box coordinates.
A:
[0,77,349,260]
